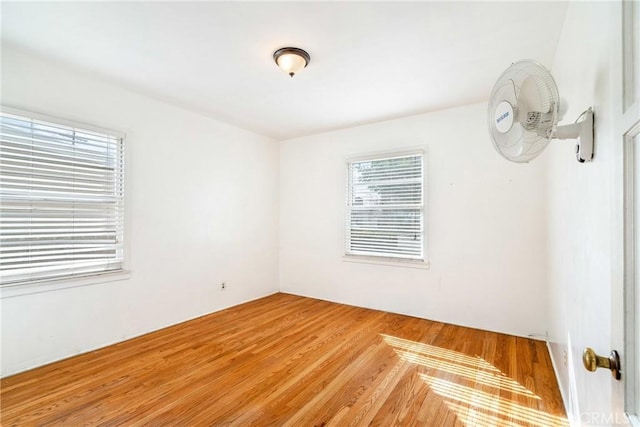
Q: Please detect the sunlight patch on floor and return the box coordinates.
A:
[380,334,569,427]
[422,375,569,427]
[393,349,538,398]
[444,400,541,427]
[381,334,501,373]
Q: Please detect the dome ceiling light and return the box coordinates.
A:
[273,47,310,78]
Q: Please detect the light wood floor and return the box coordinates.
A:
[1,293,567,426]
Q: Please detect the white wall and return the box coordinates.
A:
[545,2,621,424]
[0,47,280,377]
[279,102,549,338]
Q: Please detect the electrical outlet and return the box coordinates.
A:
[563,349,568,367]
[221,282,226,290]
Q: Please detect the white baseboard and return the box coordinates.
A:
[546,340,577,427]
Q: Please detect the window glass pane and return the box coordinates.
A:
[346,153,424,260]
[0,111,125,285]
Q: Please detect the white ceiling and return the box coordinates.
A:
[1,1,568,140]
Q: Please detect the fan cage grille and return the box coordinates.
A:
[487,60,559,163]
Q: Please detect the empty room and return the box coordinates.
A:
[1,1,639,426]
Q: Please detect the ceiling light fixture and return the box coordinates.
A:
[273,47,310,78]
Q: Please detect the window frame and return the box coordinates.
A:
[343,147,429,269]
[0,106,130,298]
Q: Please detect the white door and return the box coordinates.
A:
[624,126,640,425]
[613,0,640,424]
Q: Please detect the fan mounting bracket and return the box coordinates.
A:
[553,107,594,162]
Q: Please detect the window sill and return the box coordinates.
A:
[342,255,430,269]
[0,270,131,299]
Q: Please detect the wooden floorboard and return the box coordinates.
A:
[0,293,567,426]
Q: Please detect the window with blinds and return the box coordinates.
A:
[0,110,125,286]
[346,152,424,261]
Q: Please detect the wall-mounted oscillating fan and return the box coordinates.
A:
[487,60,594,163]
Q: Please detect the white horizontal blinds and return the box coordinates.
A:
[0,112,125,285]
[347,153,423,260]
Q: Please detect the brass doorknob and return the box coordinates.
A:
[582,347,621,380]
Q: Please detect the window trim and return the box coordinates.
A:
[0,270,131,299]
[1,106,126,140]
[343,146,429,268]
[0,106,130,296]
